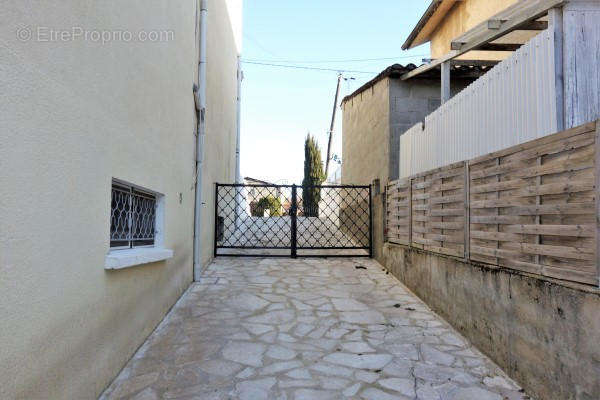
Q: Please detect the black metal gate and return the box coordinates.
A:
[214,183,372,258]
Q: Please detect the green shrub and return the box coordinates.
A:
[253,196,282,217]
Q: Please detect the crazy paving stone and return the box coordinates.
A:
[99,257,527,400]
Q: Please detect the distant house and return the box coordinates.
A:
[341,63,486,185]
[402,0,534,62]
[244,177,282,203]
[343,0,600,184]
[244,177,284,216]
[400,0,599,126]
[328,165,342,184]
[342,0,600,262]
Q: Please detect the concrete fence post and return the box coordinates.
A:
[464,161,470,261]
[408,178,413,247]
[595,120,600,287]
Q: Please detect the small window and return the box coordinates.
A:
[110,182,157,248]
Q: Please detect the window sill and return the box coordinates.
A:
[105,248,173,270]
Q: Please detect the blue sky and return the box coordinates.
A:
[240,0,431,184]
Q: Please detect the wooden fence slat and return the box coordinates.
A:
[470,230,524,242]
[516,243,594,261]
[470,178,528,194]
[508,180,593,197]
[468,122,596,164]
[471,202,595,215]
[386,121,599,286]
[408,163,466,253]
[425,233,466,244]
[428,221,465,230]
[501,224,594,237]
[430,194,464,204]
[430,208,464,217]
[470,215,534,224]
[469,133,595,179]
[387,210,410,217]
[429,181,464,192]
[510,150,594,179]
[385,178,411,245]
[412,204,430,211]
[412,193,430,200]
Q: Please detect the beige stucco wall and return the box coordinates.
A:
[199,0,242,268]
[430,0,518,60]
[341,79,391,186]
[0,0,241,399]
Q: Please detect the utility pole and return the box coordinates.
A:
[324,73,343,179]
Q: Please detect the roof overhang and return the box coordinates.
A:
[341,62,493,105]
[244,177,275,185]
[402,0,458,50]
[401,0,564,81]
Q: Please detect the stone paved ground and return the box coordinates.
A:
[100,257,530,400]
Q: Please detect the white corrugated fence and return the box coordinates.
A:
[399,30,558,178]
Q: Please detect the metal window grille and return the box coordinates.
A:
[110,182,156,248]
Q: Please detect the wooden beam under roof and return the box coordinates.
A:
[512,20,548,30]
[485,20,548,32]
[449,59,500,67]
[477,43,522,52]
[451,0,561,50]
[401,0,566,81]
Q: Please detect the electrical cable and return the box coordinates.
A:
[240,61,379,74]
[242,54,428,64]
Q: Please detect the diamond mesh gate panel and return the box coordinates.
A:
[215,184,371,257]
[296,186,370,250]
[216,184,293,251]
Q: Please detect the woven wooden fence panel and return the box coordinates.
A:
[385,121,599,286]
[468,122,598,285]
[386,179,410,245]
[411,161,466,258]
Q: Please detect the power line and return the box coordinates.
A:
[240,61,378,74]
[243,33,279,58]
[242,54,428,64]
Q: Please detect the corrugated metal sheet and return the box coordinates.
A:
[399,30,558,178]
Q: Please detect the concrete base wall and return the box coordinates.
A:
[382,243,600,400]
[371,190,386,262]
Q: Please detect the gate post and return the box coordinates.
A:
[214,183,219,258]
[369,184,373,258]
[291,184,298,258]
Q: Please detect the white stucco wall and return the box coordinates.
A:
[0,0,241,398]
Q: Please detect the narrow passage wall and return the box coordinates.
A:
[381,244,600,400]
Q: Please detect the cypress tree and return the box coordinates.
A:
[302,134,325,217]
